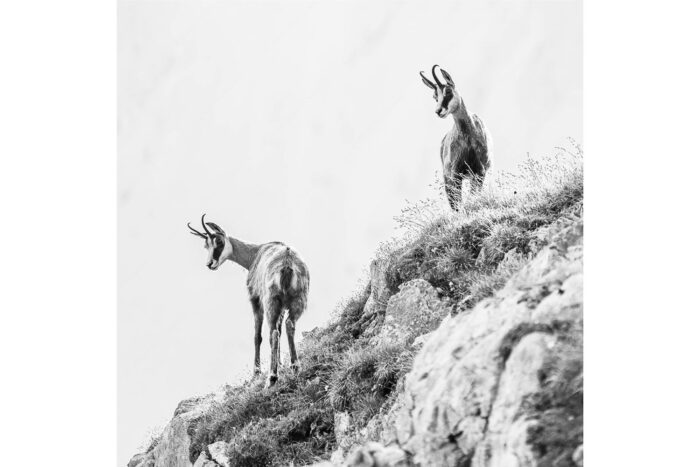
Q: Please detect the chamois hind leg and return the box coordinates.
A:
[276,311,283,370]
[265,298,284,388]
[286,297,305,371]
[250,297,263,375]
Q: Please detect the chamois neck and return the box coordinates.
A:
[451,99,473,134]
[226,236,261,270]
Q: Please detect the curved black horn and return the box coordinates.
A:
[188,222,207,238]
[419,71,437,90]
[201,213,212,236]
[432,65,444,89]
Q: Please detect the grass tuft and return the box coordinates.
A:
[328,344,415,423]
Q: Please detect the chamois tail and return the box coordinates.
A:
[279,247,295,291]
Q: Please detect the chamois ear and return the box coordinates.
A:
[419,71,437,91]
[440,69,455,87]
[205,222,226,236]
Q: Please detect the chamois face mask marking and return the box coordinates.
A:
[205,236,226,270]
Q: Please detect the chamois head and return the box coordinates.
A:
[187,214,232,270]
[420,65,461,119]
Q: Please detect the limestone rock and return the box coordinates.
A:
[192,451,218,467]
[373,279,451,346]
[362,257,391,321]
[344,442,410,467]
[411,332,431,350]
[330,408,392,463]
[398,220,582,466]
[475,332,557,467]
[338,220,582,467]
[208,441,230,466]
[127,451,154,467]
[174,395,206,417]
[495,248,527,276]
[572,444,583,467]
[335,412,353,441]
[527,213,580,254]
[131,389,227,467]
[151,413,194,467]
[330,412,355,462]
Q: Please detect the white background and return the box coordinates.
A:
[1,1,699,466]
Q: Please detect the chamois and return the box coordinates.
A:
[188,214,310,387]
[420,64,493,210]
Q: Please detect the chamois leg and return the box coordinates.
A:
[266,299,283,388]
[276,312,283,370]
[444,174,462,211]
[286,298,305,371]
[250,297,263,375]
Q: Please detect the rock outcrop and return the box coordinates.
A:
[130,217,583,467]
[372,279,451,346]
[128,391,230,467]
[358,257,392,335]
[333,219,583,466]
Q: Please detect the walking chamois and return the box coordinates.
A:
[188,214,310,387]
[420,64,493,210]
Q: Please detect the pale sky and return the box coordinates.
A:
[118,0,581,464]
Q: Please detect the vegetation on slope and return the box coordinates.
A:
[525,321,584,465]
[184,143,584,466]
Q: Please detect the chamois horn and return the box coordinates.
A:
[201,213,212,237]
[187,222,207,238]
[432,64,444,89]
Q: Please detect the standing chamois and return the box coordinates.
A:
[188,214,310,387]
[420,64,493,210]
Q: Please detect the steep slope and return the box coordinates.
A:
[128,148,583,467]
[327,217,582,467]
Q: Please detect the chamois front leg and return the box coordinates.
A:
[444,173,463,211]
[468,159,487,195]
[250,297,263,375]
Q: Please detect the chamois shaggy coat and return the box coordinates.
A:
[247,242,310,385]
[420,64,493,210]
[247,242,309,313]
[439,111,492,205]
[188,215,310,386]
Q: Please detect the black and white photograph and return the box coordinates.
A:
[119,1,582,466]
[6,0,700,466]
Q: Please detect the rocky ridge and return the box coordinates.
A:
[129,213,583,467]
